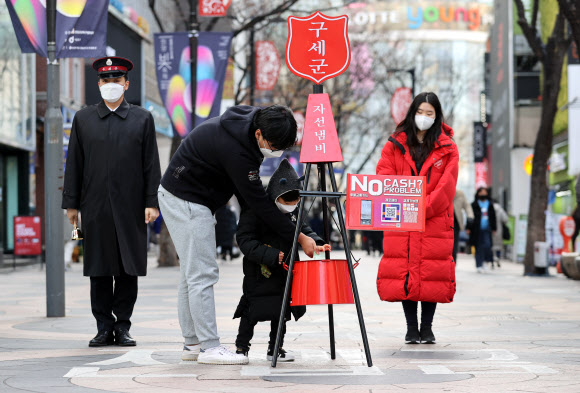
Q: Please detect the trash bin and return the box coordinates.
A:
[534,241,549,268]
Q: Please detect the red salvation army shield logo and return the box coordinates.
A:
[286,11,351,85]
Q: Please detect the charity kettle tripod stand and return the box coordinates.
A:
[271,161,373,367]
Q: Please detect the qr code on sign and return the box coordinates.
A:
[403,210,418,224]
[381,203,400,222]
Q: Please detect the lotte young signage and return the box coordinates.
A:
[286,11,351,85]
[346,174,426,232]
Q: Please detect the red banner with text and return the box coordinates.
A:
[346,174,426,232]
[14,216,42,256]
[299,93,343,163]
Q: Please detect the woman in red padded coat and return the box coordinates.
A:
[376,92,458,344]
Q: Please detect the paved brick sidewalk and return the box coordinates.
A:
[1,251,579,392]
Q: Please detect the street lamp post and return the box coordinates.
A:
[388,68,416,96]
[190,0,200,129]
[45,0,65,317]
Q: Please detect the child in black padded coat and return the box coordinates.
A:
[233,159,329,362]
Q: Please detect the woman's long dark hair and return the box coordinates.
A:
[394,92,445,165]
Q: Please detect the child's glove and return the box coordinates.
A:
[260,264,272,278]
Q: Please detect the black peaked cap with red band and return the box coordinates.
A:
[92,56,133,78]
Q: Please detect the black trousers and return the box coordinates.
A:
[402,300,437,327]
[90,263,138,333]
[235,316,286,352]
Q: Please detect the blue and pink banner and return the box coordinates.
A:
[5,0,108,58]
[154,32,233,137]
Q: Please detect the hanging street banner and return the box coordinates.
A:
[286,11,351,85]
[346,174,426,232]
[14,216,42,256]
[391,87,412,125]
[199,0,231,17]
[154,32,233,137]
[5,0,108,58]
[255,41,281,90]
[299,93,343,163]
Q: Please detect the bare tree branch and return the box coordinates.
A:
[232,0,300,37]
[514,0,545,61]
[557,0,580,54]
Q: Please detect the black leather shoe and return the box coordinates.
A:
[420,325,436,344]
[405,326,420,344]
[115,329,136,346]
[89,330,115,347]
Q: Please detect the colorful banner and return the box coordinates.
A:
[14,216,42,256]
[5,0,108,58]
[255,41,280,90]
[346,174,426,232]
[154,32,233,137]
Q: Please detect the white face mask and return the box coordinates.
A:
[258,137,284,158]
[276,200,298,213]
[100,82,126,103]
[415,114,435,131]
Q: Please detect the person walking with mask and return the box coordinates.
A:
[62,57,161,347]
[469,187,497,273]
[158,105,318,365]
[376,92,458,344]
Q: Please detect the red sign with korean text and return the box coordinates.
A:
[299,93,343,163]
[14,216,42,256]
[391,87,412,125]
[255,41,281,90]
[286,11,351,85]
[346,174,426,232]
[199,0,231,17]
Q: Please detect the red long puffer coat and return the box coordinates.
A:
[376,124,458,303]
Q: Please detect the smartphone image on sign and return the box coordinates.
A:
[361,200,372,225]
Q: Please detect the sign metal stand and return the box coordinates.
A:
[271,84,372,368]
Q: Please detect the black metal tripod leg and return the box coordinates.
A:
[318,163,336,360]
[327,163,373,367]
[271,164,312,367]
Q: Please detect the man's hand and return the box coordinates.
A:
[145,208,159,224]
[67,209,78,226]
[278,251,285,264]
[298,233,317,258]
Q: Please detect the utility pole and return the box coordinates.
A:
[190,0,200,129]
[45,0,65,317]
[249,28,255,106]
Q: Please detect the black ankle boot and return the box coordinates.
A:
[405,325,420,344]
[420,325,436,344]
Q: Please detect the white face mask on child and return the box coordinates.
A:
[276,201,298,213]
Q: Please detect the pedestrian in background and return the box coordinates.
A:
[453,189,473,264]
[62,57,161,347]
[492,200,508,268]
[158,105,317,365]
[215,203,238,261]
[376,92,458,345]
[469,187,497,273]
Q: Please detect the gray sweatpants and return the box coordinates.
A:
[158,185,220,350]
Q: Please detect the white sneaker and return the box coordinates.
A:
[197,345,249,365]
[266,348,295,362]
[477,267,484,274]
[181,344,200,361]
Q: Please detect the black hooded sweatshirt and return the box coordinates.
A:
[160,105,296,242]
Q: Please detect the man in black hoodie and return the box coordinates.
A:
[158,105,316,365]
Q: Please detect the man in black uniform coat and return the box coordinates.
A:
[62,57,161,347]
